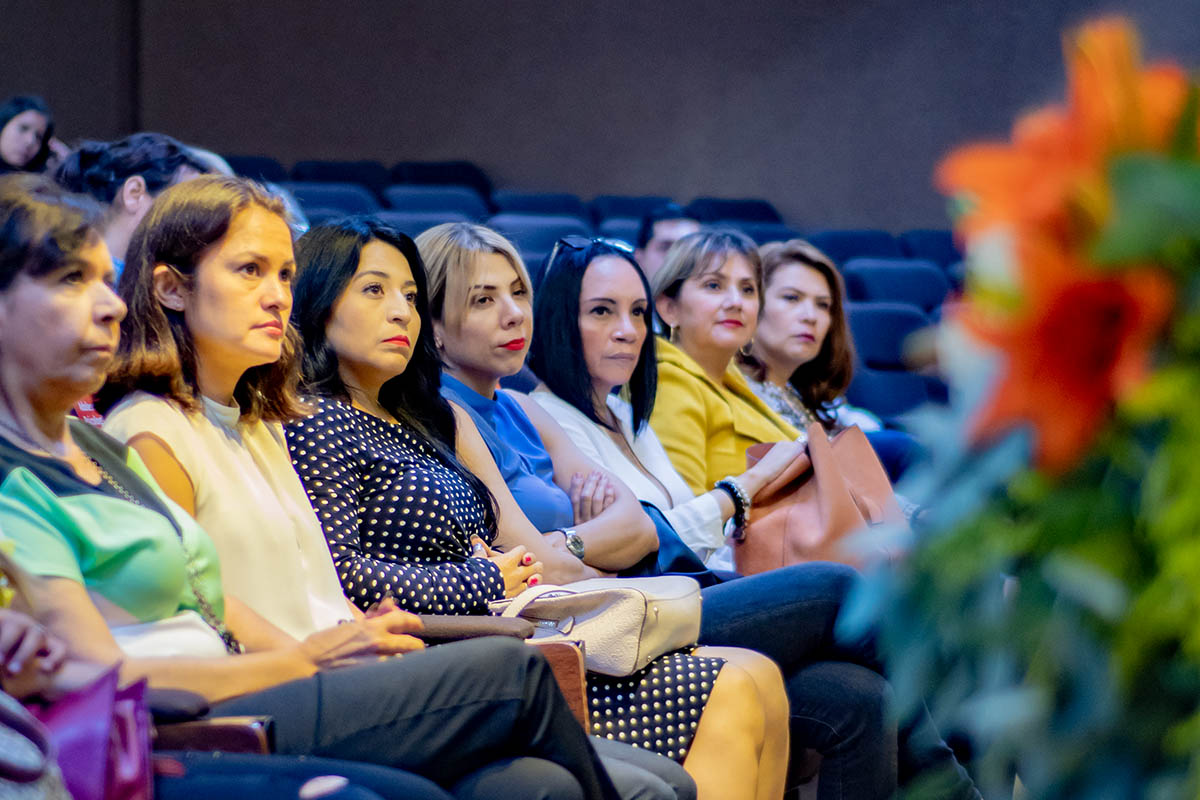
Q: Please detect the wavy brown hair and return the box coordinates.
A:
[96,175,308,423]
[738,239,854,428]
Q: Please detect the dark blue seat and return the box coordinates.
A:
[279,182,381,214]
[492,191,590,221]
[597,217,640,247]
[590,195,673,222]
[486,213,593,280]
[898,228,962,267]
[374,210,473,237]
[806,230,903,265]
[844,301,939,420]
[224,155,287,183]
[382,185,489,219]
[842,258,951,315]
[390,161,493,200]
[684,197,782,223]
[715,220,801,245]
[301,206,351,226]
[290,161,390,194]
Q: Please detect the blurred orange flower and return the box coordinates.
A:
[936,17,1188,472]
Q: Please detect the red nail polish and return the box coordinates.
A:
[522,554,534,565]
[529,577,540,586]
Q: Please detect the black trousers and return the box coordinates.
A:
[210,637,621,800]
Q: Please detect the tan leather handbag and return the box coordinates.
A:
[732,422,907,574]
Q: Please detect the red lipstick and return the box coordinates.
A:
[501,338,527,351]
[384,335,411,347]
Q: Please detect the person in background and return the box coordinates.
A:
[55,132,206,275]
[0,95,67,175]
[633,204,700,285]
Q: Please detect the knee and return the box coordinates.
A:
[704,662,767,746]
[452,757,583,800]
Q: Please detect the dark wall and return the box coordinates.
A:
[6,1,1200,230]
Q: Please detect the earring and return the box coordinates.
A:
[739,342,754,358]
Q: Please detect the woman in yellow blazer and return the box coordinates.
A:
[649,230,801,497]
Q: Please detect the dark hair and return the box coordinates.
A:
[55,132,206,204]
[292,216,498,536]
[635,202,696,250]
[529,242,658,434]
[96,175,306,423]
[0,174,101,290]
[738,239,855,428]
[0,96,54,173]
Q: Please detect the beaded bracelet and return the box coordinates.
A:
[714,476,751,539]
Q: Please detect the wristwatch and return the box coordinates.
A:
[559,527,586,560]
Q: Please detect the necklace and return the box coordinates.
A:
[84,452,244,655]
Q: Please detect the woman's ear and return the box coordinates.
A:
[655,295,679,329]
[432,319,446,351]
[117,175,149,216]
[152,264,186,312]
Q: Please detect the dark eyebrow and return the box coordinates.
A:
[230,251,296,268]
[355,270,390,280]
[469,283,497,292]
[777,284,831,300]
[583,296,617,304]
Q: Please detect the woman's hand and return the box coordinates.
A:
[471,537,542,597]
[0,607,106,701]
[569,470,617,524]
[297,608,426,671]
[738,438,807,499]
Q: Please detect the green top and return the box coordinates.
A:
[0,419,225,624]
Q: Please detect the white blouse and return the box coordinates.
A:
[531,390,734,571]
[104,392,352,639]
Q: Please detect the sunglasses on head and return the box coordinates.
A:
[544,235,635,274]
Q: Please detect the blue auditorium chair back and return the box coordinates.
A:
[382,185,489,220]
[844,301,940,421]
[597,217,640,247]
[225,155,287,183]
[374,210,474,238]
[486,213,593,279]
[290,160,390,194]
[279,182,381,214]
[590,195,674,222]
[842,258,951,315]
[806,229,903,265]
[898,229,962,267]
[390,161,493,199]
[717,220,801,245]
[684,197,783,223]
[492,191,590,222]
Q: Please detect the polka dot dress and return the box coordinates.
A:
[286,396,724,761]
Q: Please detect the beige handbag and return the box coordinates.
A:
[489,576,703,676]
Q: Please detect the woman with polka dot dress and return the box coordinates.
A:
[286,216,789,800]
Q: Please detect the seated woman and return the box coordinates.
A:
[736,239,922,483]
[0,95,63,175]
[286,216,786,800]
[526,237,802,571]
[0,174,623,800]
[417,223,981,800]
[54,132,207,275]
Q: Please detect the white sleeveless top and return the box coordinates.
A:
[104,392,351,639]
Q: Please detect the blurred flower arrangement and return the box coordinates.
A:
[843,18,1200,799]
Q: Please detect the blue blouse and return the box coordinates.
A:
[441,373,574,531]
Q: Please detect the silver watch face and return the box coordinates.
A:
[564,530,586,559]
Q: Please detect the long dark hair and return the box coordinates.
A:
[292,216,498,535]
[0,96,54,173]
[529,241,658,434]
[738,239,854,428]
[55,132,206,204]
[96,175,307,423]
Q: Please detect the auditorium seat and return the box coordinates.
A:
[374,210,473,237]
[845,301,940,420]
[290,160,390,194]
[684,197,783,223]
[492,190,590,221]
[717,220,801,245]
[224,155,288,183]
[486,213,592,274]
[279,182,381,214]
[390,161,493,200]
[301,206,350,226]
[382,185,489,219]
[590,195,673,222]
[898,228,962,267]
[842,258,951,316]
[807,229,903,264]
[597,217,641,246]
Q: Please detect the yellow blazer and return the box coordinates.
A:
[650,337,800,496]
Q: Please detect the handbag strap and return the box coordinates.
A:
[496,584,571,618]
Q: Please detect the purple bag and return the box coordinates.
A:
[26,666,152,800]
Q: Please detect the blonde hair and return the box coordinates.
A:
[415,222,533,328]
[649,228,762,302]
